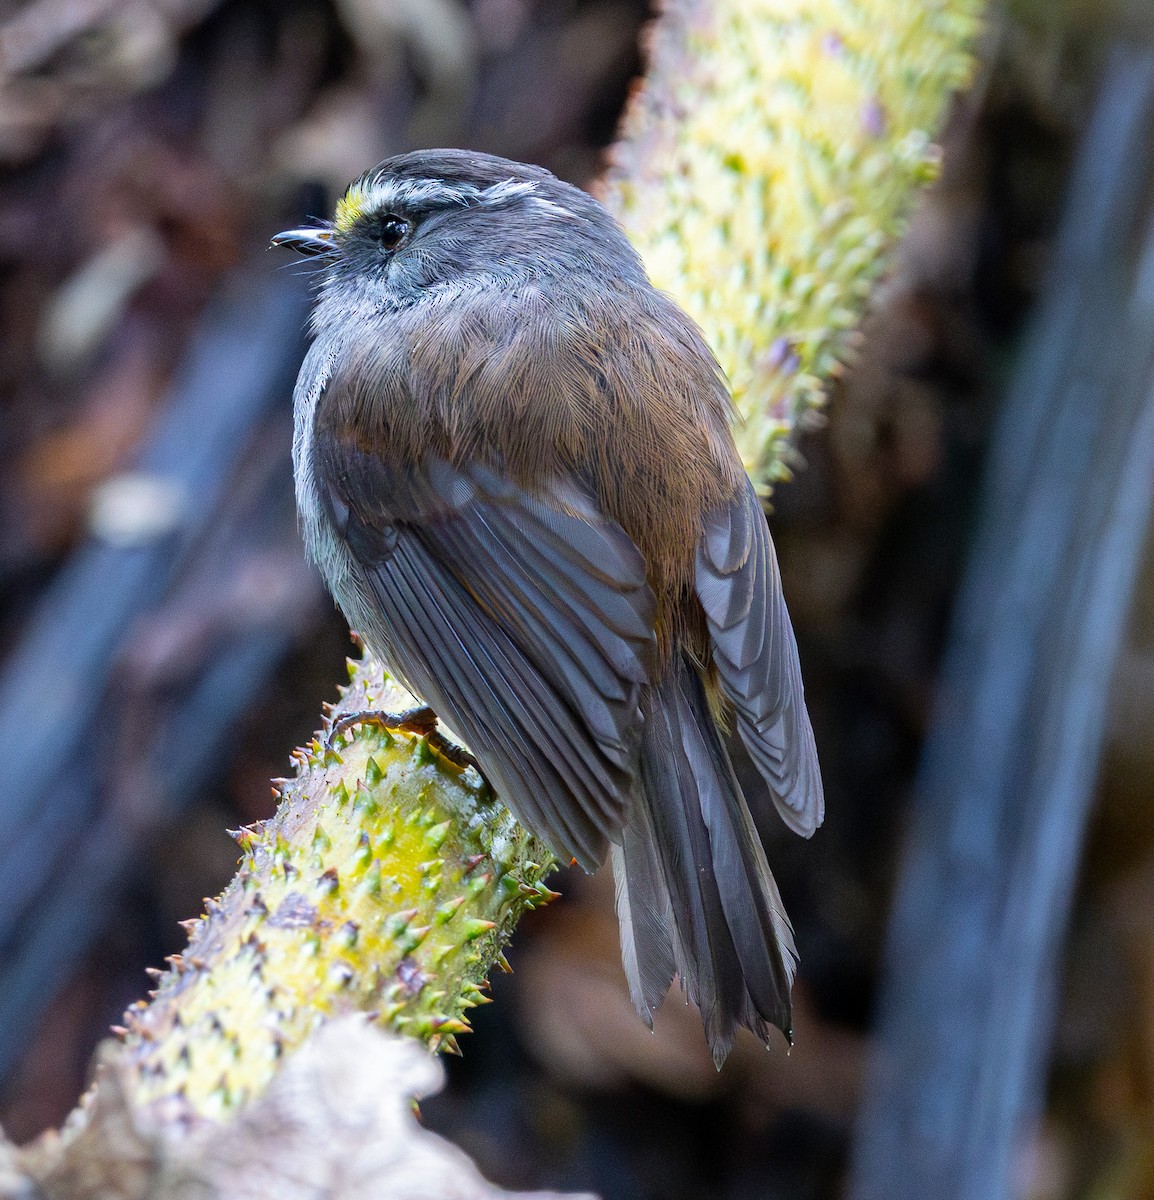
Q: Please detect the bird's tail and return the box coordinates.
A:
[611,655,797,1066]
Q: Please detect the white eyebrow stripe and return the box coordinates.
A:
[355,177,483,212]
[354,175,544,215]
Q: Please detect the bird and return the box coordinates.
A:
[273,149,823,1066]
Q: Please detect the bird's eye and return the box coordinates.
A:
[377,215,409,251]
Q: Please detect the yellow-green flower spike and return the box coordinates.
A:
[600,0,985,486]
[121,663,555,1121]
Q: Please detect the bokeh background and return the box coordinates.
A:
[1,1,1154,1197]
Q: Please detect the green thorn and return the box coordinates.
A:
[353,783,379,818]
[431,1016,471,1035]
[228,826,256,850]
[398,925,432,954]
[352,833,372,872]
[360,860,382,899]
[434,897,465,925]
[385,908,420,938]
[425,820,452,851]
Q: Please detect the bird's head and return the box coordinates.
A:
[272,149,644,312]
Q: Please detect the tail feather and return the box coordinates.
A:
[612,656,797,1066]
[610,837,675,1022]
[636,690,745,1058]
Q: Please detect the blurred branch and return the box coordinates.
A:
[0,0,225,160]
[0,268,314,1082]
[0,0,123,78]
[849,48,1154,1200]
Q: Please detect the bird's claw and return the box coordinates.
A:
[326,706,482,773]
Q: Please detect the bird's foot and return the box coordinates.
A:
[327,706,481,772]
[328,705,437,745]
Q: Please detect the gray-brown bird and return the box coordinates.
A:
[274,149,823,1066]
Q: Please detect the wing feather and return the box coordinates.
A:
[314,435,657,869]
[696,478,824,837]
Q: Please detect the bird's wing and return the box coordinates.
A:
[695,476,824,837]
[313,433,658,870]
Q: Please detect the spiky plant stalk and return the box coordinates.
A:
[602,0,984,484]
[119,663,557,1119]
[113,0,982,1125]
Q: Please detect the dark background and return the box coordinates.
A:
[0,2,1153,1197]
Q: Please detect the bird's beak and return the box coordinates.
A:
[270,227,337,258]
